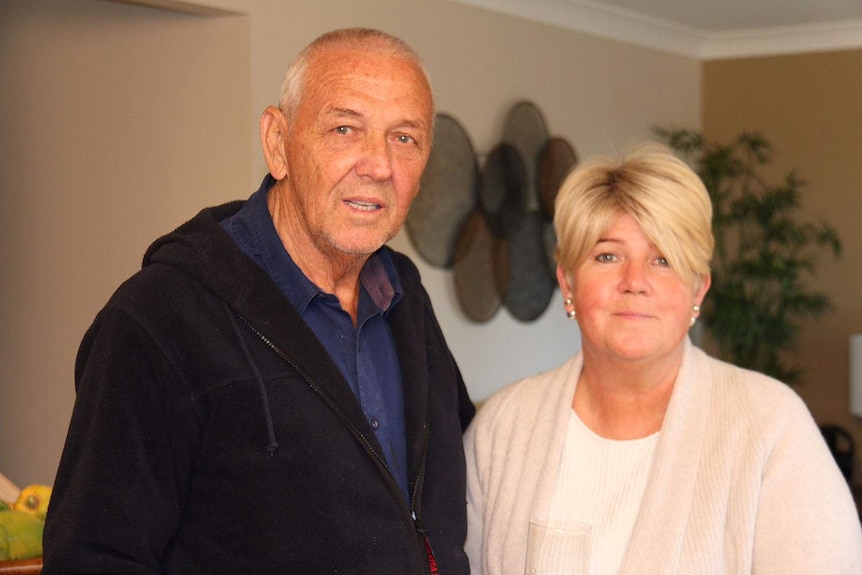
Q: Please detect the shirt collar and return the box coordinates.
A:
[222,175,402,316]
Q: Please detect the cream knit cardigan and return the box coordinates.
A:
[464,339,862,574]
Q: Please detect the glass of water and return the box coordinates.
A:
[524,518,592,575]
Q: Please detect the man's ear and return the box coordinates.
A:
[260,106,289,180]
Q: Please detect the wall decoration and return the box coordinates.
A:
[453,210,502,322]
[406,101,578,323]
[404,114,478,268]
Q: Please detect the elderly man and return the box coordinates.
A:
[42,28,474,575]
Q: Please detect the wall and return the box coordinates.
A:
[0,0,700,486]
[702,49,862,479]
[0,0,251,486]
[217,0,701,401]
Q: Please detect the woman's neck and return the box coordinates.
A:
[573,357,680,440]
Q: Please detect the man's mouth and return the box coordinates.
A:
[345,199,382,211]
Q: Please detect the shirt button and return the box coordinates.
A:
[371,417,380,430]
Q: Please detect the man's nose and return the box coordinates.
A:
[356,134,393,181]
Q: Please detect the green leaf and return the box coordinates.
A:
[656,127,841,385]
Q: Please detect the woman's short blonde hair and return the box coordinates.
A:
[553,144,714,288]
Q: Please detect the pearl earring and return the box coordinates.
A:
[564,297,576,320]
[690,304,701,327]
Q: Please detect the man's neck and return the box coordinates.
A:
[267,188,368,324]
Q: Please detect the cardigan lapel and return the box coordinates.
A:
[619,339,714,574]
[532,355,583,520]
[496,355,583,573]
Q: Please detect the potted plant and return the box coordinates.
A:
[655,128,841,385]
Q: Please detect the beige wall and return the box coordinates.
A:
[0,0,701,486]
[0,0,251,486]
[4,0,858,496]
[703,50,862,479]
[222,0,701,401]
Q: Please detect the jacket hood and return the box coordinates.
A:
[142,200,252,307]
[141,200,291,455]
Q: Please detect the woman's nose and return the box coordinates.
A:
[620,260,650,294]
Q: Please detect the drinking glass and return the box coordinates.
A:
[524,518,592,575]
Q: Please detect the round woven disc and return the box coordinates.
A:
[405,113,478,268]
[538,137,578,219]
[501,101,549,213]
[479,143,527,239]
[496,210,555,322]
[542,220,559,279]
[453,210,502,323]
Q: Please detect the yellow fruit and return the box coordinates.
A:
[13,484,52,522]
[0,510,44,560]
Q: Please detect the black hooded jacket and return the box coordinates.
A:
[42,200,475,574]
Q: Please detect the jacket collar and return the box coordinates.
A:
[145,198,433,503]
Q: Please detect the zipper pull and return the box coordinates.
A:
[413,512,439,574]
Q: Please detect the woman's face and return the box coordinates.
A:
[558,213,710,367]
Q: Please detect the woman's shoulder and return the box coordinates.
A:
[694,347,812,428]
[471,355,580,430]
[702,350,800,397]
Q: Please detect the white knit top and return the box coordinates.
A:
[549,411,658,575]
[464,339,862,575]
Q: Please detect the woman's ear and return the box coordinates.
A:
[260,106,289,180]
[556,264,573,295]
[694,272,712,305]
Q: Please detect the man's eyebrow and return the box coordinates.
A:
[395,119,428,132]
[323,107,429,132]
[324,107,362,119]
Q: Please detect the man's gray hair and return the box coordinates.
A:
[278,28,434,125]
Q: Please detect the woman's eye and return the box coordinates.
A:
[655,256,670,267]
[596,253,616,263]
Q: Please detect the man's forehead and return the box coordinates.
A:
[308,44,428,88]
[307,72,431,123]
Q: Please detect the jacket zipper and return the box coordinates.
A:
[411,400,433,575]
[239,315,431,574]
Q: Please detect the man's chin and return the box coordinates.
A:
[326,230,398,257]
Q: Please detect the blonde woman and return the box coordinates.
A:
[464,146,862,574]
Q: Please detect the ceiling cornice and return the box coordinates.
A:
[454,0,862,60]
[100,0,239,16]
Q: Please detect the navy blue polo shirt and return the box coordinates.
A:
[220,176,409,500]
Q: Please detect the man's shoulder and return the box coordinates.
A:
[101,199,253,315]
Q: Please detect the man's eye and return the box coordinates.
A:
[335,126,352,135]
[396,134,415,145]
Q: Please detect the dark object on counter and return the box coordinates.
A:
[820,424,855,481]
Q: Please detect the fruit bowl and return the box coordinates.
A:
[0,558,42,574]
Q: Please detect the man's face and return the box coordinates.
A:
[276,46,434,262]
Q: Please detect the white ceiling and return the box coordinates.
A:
[453,0,862,59]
